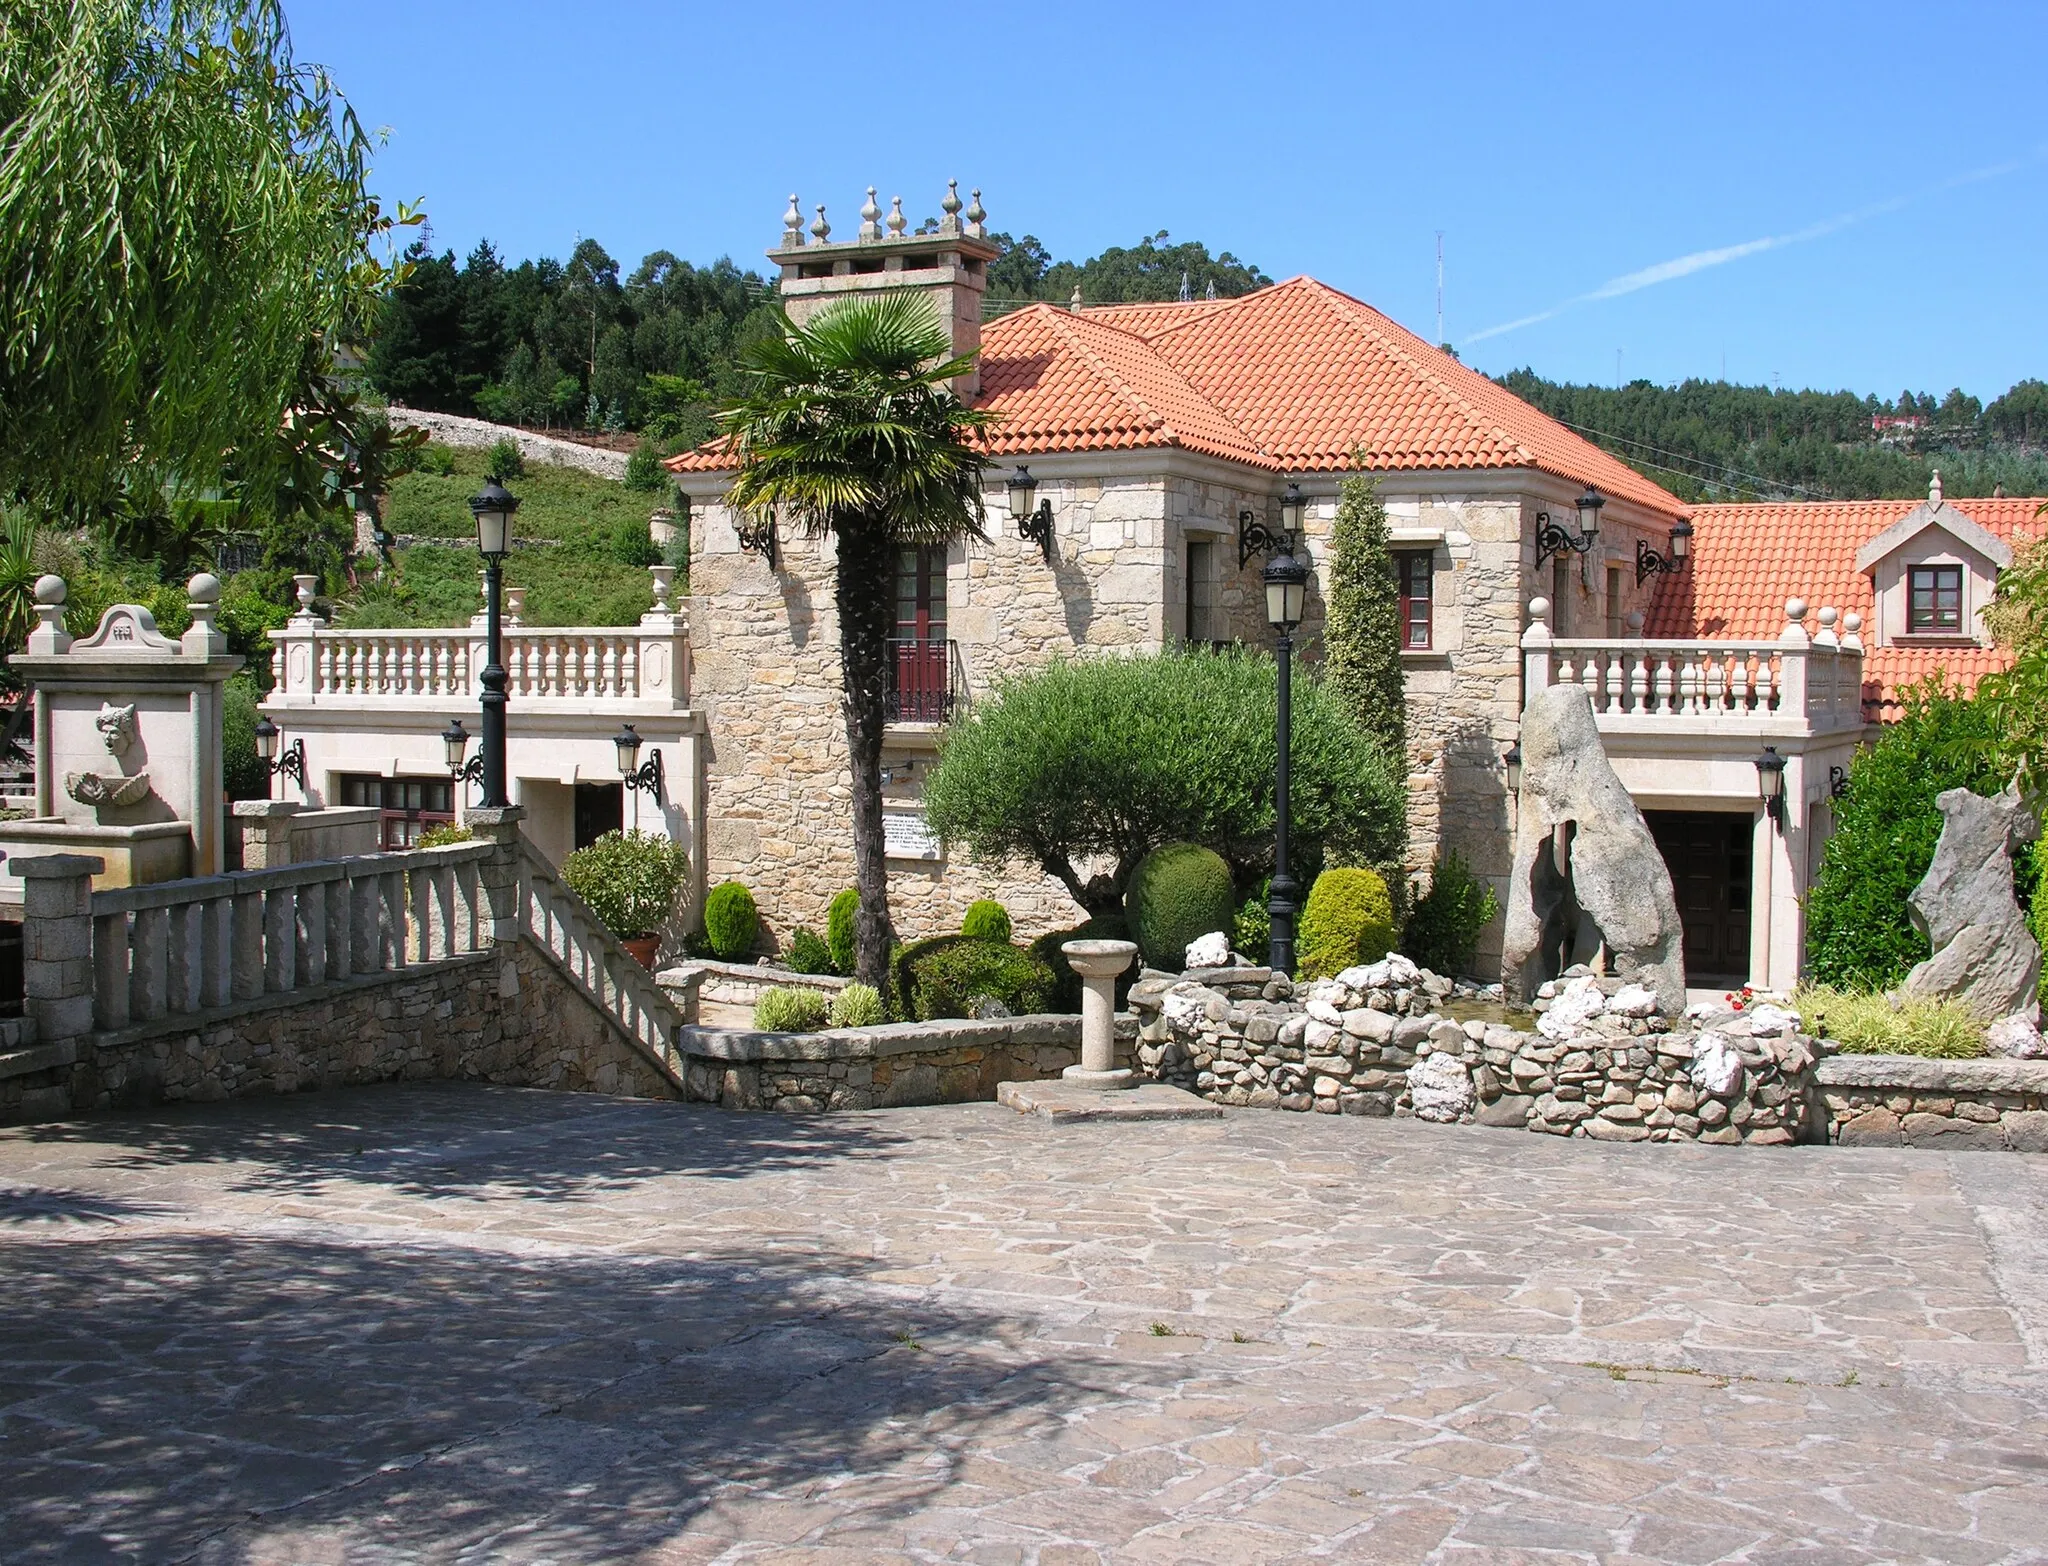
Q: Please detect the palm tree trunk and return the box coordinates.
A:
[837,518,898,999]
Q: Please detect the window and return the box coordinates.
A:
[1396,551,1433,649]
[1186,538,1216,643]
[339,775,454,850]
[1606,566,1623,638]
[1908,564,1963,633]
[891,546,950,722]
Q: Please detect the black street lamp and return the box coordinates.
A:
[468,476,520,809]
[1263,545,1311,975]
[250,716,305,798]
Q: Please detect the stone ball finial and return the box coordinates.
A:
[1817,605,1837,627]
[1844,611,1863,633]
[859,186,882,242]
[187,571,221,605]
[965,187,986,234]
[34,573,65,606]
[941,179,962,217]
[1785,597,1808,622]
[886,195,907,236]
[1930,468,1943,505]
[1625,609,1645,632]
[782,192,803,239]
[811,204,831,242]
[1528,595,1552,623]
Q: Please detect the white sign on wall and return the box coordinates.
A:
[883,810,941,861]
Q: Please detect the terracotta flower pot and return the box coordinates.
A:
[621,934,661,970]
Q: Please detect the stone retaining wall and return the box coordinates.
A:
[658,959,848,1028]
[1815,1055,2048,1152]
[675,1014,1082,1111]
[0,944,682,1124]
[385,405,630,479]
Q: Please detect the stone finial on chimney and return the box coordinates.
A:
[1929,468,1943,506]
[859,186,882,242]
[811,204,831,243]
[965,188,986,239]
[939,179,963,236]
[782,193,804,246]
[887,195,907,236]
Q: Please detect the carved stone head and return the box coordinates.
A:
[95,701,138,756]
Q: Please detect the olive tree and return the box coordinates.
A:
[921,646,1406,915]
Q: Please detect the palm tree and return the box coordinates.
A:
[720,294,993,996]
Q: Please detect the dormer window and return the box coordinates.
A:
[1908,564,1963,633]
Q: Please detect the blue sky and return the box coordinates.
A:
[289,0,2048,401]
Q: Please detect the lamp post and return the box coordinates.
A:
[1263,546,1310,975]
[468,476,520,809]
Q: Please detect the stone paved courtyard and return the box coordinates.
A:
[2,1085,2046,1563]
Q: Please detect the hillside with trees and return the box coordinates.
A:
[1495,370,2048,502]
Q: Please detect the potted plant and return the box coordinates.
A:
[560,828,689,969]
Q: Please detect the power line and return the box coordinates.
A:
[1552,416,1828,499]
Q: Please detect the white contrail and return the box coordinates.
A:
[1464,151,2044,347]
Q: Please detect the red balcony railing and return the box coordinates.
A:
[885,638,958,723]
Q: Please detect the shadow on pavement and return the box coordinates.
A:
[16,1081,917,1203]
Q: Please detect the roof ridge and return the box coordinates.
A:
[1300,282,1535,468]
[1037,309,1172,438]
[1132,277,1306,344]
[1046,308,1269,461]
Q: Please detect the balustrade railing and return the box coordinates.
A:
[88,840,493,1032]
[516,846,680,1067]
[1522,596,1866,734]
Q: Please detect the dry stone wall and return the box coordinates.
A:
[1817,1055,2048,1152]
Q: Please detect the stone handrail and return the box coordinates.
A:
[1522,596,1865,733]
[87,840,495,1031]
[514,841,684,1076]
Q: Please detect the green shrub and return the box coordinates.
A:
[561,829,689,942]
[827,982,884,1029]
[1323,473,1406,773]
[753,986,828,1033]
[1807,683,2015,988]
[2030,835,2048,955]
[1030,914,1134,1011]
[1126,842,1235,969]
[920,646,1407,912]
[785,927,834,975]
[624,440,667,491]
[826,888,860,974]
[961,898,1012,942]
[702,881,759,960]
[1402,851,1499,978]
[415,822,474,849]
[485,435,525,481]
[609,514,662,567]
[892,936,1056,1021]
[413,442,457,477]
[220,673,269,801]
[1297,867,1395,980]
[1234,881,1271,962]
[1791,985,1986,1059]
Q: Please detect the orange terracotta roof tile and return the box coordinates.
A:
[674,276,1689,515]
[1645,494,2047,714]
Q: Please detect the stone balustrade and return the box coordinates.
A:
[1523,596,1866,734]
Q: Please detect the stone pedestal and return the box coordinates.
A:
[1061,938,1137,1089]
[233,800,303,870]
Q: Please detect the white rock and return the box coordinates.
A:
[1537,976,1607,1040]
[1184,931,1231,970]
[1306,980,1349,1010]
[1161,991,1207,1030]
[1682,999,1716,1022]
[1689,1032,1745,1096]
[1338,961,1393,991]
[1607,984,1659,1018]
[1747,1003,1801,1037]
[1305,998,1344,1027]
[1407,1052,1475,1122]
[1384,954,1423,987]
[1987,1015,2048,1059]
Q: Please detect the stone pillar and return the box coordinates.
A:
[465,805,527,947]
[16,854,103,1046]
[233,799,302,870]
[1521,596,1554,697]
[1061,939,1137,1089]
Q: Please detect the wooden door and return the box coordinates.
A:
[1645,811,1752,987]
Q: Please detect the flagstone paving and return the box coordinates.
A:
[2,1082,2046,1563]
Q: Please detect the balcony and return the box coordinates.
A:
[885,638,960,724]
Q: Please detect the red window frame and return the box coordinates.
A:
[1395,551,1433,650]
[338,774,455,849]
[1907,564,1962,633]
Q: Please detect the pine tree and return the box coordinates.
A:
[1323,474,1406,770]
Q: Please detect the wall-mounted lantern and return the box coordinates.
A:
[1635,518,1694,586]
[1828,764,1850,800]
[1755,745,1788,832]
[613,722,666,807]
[443,717,484,801]
[251,717,305,797]
[1502,740,1523,793]
[735,509,779,569]
[1007,466,1055,562]
[1536,487,1603,569]
[1239,480,1308,569]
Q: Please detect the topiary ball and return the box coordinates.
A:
[703,881,759,960]
[960,898,1012,942]
[1297,867,1395,980]
[1126,843,1235,971]
[826,888,860,974]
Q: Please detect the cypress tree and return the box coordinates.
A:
[1323,474,1406,770]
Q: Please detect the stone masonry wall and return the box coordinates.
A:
[0,942,682,1124]
[673,1014,1082,1112]
[1816,1055,2048,1152]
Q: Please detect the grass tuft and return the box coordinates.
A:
[1791,985,1987,1058]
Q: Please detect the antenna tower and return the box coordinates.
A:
[1434,232,1444,345]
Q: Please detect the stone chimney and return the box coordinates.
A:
[768,180,999,398]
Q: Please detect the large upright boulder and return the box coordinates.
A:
[1502,685,1686,1013]
[1900,784,2041,1022]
